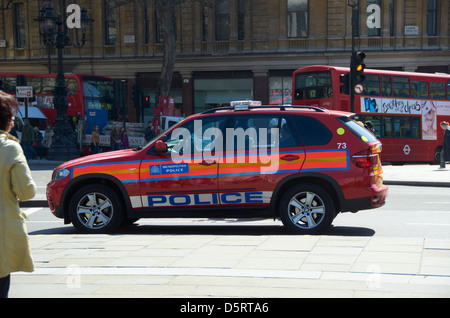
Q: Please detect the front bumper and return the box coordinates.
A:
[46,179,66,219]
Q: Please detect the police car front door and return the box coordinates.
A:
[138,116,226,210]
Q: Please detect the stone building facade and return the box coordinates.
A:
[0,0,448,122]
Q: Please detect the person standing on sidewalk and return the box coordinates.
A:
[91,125,100,153]
[0,92,37,298]
[144,121,155,143]
[110,125,121,151]
[21,119,35,160]
[440,121,450,168]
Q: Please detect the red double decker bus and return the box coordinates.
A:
[292,65,450,163]
[0,72,116,126]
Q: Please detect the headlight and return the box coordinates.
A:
[52,168,70,181]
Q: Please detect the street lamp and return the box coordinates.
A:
[35,4,93,161]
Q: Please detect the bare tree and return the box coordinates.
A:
[154,0,178,101]
[130,0,220,103]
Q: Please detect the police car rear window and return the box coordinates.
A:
[338,117,378,143]
[293,115,332,146]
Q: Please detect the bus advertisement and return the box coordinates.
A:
[292,65,450,163]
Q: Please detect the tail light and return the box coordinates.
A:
[352,144,381,169]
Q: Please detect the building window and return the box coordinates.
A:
[389,0,395,36]
[155,7,162,43]
[237,0,246,40]
[14,3,25,48]
[143,5,150,44]
[367,0,381,36]
[287,0,308,38]
[202,6,209,41]
[105,0,116,45]
[427,0,437,36]
[194,72,253,113]
[215,0,230,41]
[269,76,292,105]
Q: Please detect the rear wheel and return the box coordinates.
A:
[69,184,124,234]
[279,183,335,234]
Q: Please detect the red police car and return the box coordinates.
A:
[47,101,388,234]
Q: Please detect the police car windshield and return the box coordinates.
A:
[139,120,182,150]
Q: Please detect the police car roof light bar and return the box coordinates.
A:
[201,104,326,114]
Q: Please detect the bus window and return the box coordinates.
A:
[82,76,115,119]
[27,77,42,94]
[65,78,78,95]
[448,80,450,100]
[363,74,380,96]
[383,116,394,138]
[381,75,392,97]
[411,117,420,138]
[430,82,446,100]
[393,116,419,138]
[3,77,16,93]
[42,77,56,94]
[358,115,381,137]
[393,76,410,98]
[294,71,332,100]
[411,81,429,99]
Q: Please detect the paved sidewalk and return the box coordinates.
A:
[382,164,450,187]
[9,234,450,298]
[10,161,449,298]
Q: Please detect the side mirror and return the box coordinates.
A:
[154,139,167,154]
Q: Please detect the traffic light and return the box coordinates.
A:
[143,95,150,108]
[131,84,138,107]
[340,73,350,95]
[350,51,366,95]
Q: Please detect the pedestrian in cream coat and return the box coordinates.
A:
[0,92,36,298]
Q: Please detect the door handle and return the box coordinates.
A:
[199,160,216,166]
[281,155,299,161]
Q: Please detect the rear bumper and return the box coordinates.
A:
[341,184,388,212]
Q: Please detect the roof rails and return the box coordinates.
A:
[201,101,326,114]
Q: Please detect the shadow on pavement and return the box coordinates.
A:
[29,223,375,237]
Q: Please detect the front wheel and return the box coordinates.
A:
[279,183,335,234]
[69,184,124,234]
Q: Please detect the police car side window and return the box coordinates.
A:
[229,115,300,150]
[293,115,332,146]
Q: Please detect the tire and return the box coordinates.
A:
[69,184,124,234]
[279,183,335,234]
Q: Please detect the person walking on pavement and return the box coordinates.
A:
[120,128,129,149]
[440,121,450,168]
[0,91,36,298]
[33,127,43,159]
[42,124,54,158]
[110,125,121,151]
[144,120,155,143]
[21,119,34,160]
[91,125,100,153]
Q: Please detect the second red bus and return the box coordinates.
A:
[292,65,450,163]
